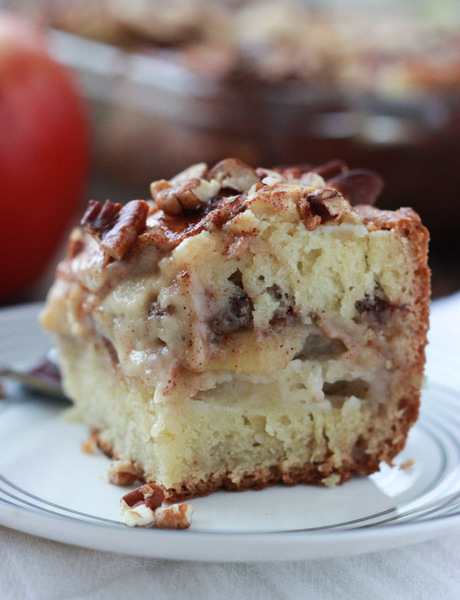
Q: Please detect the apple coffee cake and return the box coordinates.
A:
[41,158,430,501]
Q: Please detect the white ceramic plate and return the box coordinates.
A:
[0,303,459,562]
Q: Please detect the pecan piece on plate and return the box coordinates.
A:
[154,504,194,529]
[121,483,165,511]
[108,459,143,486]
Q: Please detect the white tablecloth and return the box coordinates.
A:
[0,526,458,600]
[1,294,459,600]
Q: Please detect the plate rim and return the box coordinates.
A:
[1,494,460,562]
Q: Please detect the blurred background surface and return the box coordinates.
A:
[1,0,460,305]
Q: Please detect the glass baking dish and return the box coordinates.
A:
[45,23,460,255]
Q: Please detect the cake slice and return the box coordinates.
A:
[41,158,430,501]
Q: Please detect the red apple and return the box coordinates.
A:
[0,12,90,301]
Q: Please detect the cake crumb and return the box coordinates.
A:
[399,458,415,470]
[322,473,341,487]
[81,435,98,455]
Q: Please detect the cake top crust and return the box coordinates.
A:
[79,158,385,260]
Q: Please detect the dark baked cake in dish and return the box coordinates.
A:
[41,158,430,501]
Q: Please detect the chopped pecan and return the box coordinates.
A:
[121,483,165,511]
[170,162,208,184]
[81,435,98,455]
[210,288,254,335]
[267,284,298,326]
[311,160,348,181]
[151,177,220,215]
[154,503,194,529]
[263,161,383,206]
[67,228,85,259]
[119,483,194,529]
[81,199,148,260]
[208,158,259,192]
[81,199,121,232]
[399,459,415,470]
[309,188,348,219]
[328,169,383,206]
[296,201,321,231]
[149,180,174,209]
[354,292,404,324]
[108,460,143,486]
[255,167,284,182]
[122,504,156,528]
[355,293,391,317]
[273,165,309,180]
[270,160,346,183]
[207,195,247,229]
[297,188,347,231]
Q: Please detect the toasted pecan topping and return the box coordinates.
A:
[148,158,383,224]
[311,159,348,181]
[151,159,258,216]
[308,188,349,220]
[208,158,259,192]
[272,160,347,183]
[328,169,383,206]
[171,162,208,184]
[272,161,381,206]
[77,160,384,257]
[297,188,347,231]
[81,199,122,234]
[142,194,248,251]
[151,177,220,216]
[81,199,149,260]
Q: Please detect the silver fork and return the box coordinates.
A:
[0,349,66,399]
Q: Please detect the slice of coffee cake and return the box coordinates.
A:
[41,158,430,501]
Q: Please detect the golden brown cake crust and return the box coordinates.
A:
[356,203,431,424]
[94,386,419,503]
